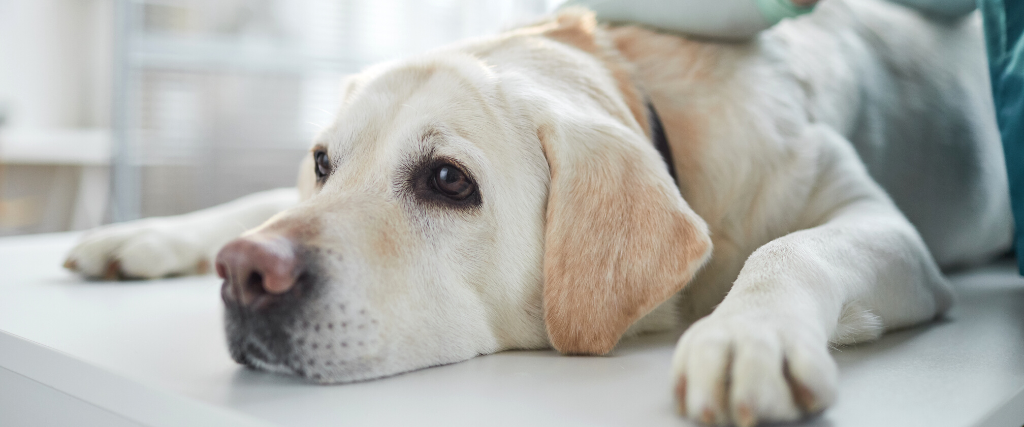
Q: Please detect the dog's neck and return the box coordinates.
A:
[646,101,677,183]
[534,12,678,185]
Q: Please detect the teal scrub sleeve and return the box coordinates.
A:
[887,0,977,18]
[980,0,1024,274]
[559,0,815,40]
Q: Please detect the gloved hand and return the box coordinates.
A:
[887,0,977,18]
[561,0,977,40]
[560,0,817,40]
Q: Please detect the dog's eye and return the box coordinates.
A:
[314,150,331,180]
[431,164,475,199]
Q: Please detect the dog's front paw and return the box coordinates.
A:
[671,314,837,426]
[64,219,210,280]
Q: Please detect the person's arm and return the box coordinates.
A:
[561,0,977,40]
[887,0,976,19]
[561,0,816,40]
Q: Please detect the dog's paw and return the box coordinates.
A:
[671,314,837,426]
[64,219,210,280]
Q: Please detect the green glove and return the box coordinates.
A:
[561,0,816,40]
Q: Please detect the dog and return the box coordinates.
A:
[63,0,1012,425]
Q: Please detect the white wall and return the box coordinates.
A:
[0,0,111,130]
[0,0,113,236]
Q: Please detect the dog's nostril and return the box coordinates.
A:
[246,271,264,296]
[217,234,300,309]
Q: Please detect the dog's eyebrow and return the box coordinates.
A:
[419,128,442,144]
[310,143,327,153]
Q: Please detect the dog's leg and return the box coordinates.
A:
[671,126,952,426]
[64,188,299,280]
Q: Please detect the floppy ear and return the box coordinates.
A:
[540,122,712,355]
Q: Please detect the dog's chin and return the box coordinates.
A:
[227,335,340,383]
[227,327,480,385]
[228,339,403,384]
[224,319,396,384]
[232,338,297,375]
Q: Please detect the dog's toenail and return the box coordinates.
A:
[103,261,121,281]
[701,407,716,424]
[736,404,756,427]
[674,377,687,416]
[196,259,210,274]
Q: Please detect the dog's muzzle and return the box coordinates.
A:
[217,232,307,372]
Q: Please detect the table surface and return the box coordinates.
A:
[1,232,1023,427]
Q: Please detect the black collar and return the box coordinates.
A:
[647,101,677,183]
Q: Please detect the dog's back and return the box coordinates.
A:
[612,0,1012,268]
[800,0,1011,266]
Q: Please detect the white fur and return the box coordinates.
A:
[65,0,1011,424]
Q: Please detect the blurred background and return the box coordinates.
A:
[0,0,555,236]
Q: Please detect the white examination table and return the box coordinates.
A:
[1,232,1023,427]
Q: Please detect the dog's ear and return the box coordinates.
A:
[539,122,712,355]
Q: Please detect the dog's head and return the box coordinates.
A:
[217,10,711,383]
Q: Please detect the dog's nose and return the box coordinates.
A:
[217,234,299,309]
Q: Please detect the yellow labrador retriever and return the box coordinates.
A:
[64,0,1011,425]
